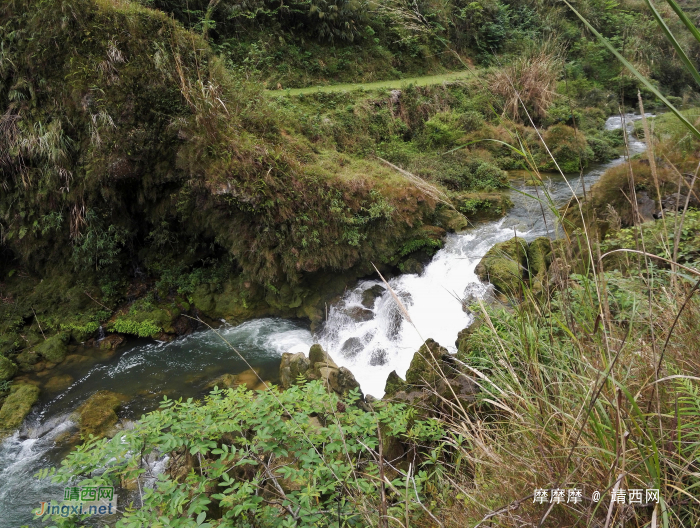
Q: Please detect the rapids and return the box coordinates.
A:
[0,113,647,527]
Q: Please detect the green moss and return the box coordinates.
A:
[0,383,40,433]
[0,356,18,381]
[383,370,407,398]
[475,238,528,296]
[77,390,126,439]
[405,339,448,387]
[36,334,69,363]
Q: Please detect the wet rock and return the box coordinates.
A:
[361,285,385,309]
[475,237,528,296]
[309,344,338,369]
[36,334,69,364]
[206,373,238,389]
[44,374,74,392]
[236,368,261,391]
[281,345,362,399]
[77,390,126,439]
[0,383,40,434]
[279,352,311,389]
[340,337,364,358]
[345,306,374,322]
[400,258,424,275]
[369,349,387,366]
[99,334,125,350]
[0,355,19,380]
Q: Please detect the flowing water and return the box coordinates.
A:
[0,114,647,527]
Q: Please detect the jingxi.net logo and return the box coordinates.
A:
[35,485,117,518]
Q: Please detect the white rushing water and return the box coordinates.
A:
[316,113,650,397]
[0,113,648,527]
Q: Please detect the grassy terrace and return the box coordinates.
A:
[270,70,475,95]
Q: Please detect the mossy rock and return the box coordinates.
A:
[309,344,337,368]
[36,334,69,363]
[15,350,40,372]
[43,374,74,393]
[474,237,528,296]
[361,285,385,309]
[0,383,40,433]
[279,352,311,389]
[0,355,18,381]
[436,207,469,233]
[405,339,449,387]
[77,390,126,439]
[384,370,407,398]
[526,237,553,291]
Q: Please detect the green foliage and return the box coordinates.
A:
[41,381,444,526]
[109,318,161,338]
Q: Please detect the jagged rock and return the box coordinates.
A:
[279,352,310,389]
[384,370,407,398]
[361,285,385,309]
[660,192,700,212]
[309,344,337,369]
[475,237,528,296]
[36,334,69,363]
[405,339,449,387]
[0,383,40,434]
[77,390,126,439]
[384,339,479,418]
[281,345,363,399]
[0,355,19,381]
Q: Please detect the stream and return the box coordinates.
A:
[0,114,647,527]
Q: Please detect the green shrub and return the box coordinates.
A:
[109,319,161,338]
[39,381,444,527]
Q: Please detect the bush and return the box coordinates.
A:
[39,381,444,527]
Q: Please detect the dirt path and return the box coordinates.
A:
[269,70,474,96]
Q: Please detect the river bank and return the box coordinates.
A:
[0,113,650,527]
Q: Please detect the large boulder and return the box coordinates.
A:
[76,390,126,439]
[0,355,18,381]
[384,339,478,417]
[279,352,311,388]
[0,383,40,434]
[280,345,363,399]
[475,237,528,296]
[405,339,450,388]
[36,334,69,364]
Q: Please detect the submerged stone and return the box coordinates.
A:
[77,390,126,439]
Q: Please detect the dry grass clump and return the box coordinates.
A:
[489,44,563,123]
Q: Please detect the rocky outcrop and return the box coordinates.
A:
[384,339,478,417]
[207,368,270,392]
[475,236,553,296]
[279,345,363,399]
[0,383,40,436]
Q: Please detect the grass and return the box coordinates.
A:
[272,70,475,96]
